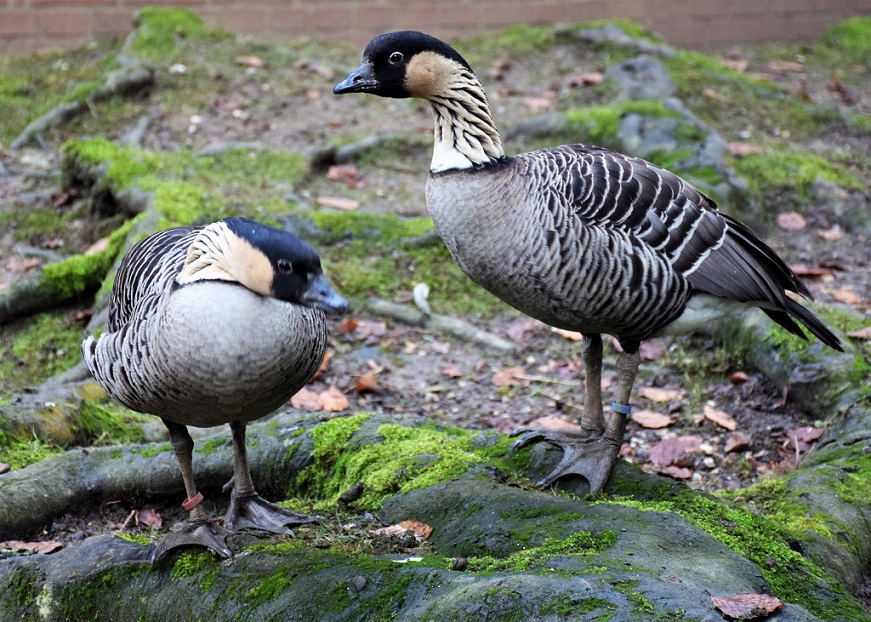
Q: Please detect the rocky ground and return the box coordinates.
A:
[0,10,870,619]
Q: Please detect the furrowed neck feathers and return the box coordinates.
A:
[407,52,504,172]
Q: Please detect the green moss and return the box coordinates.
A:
[170,550,217,580]
[128,7,230,61]
[818,17,871,65]
[2,571,38,612]
[565,100,680,145]
[75,398,150,446]
[0,311,83,394]
[0,432,65,470]
[734,150,865,202]
[602,491,867,619]
[63,79,103,104]
[541,594,614,617]
[466,530,618,573]
[290,416,526,510]
[131,442,172,458]
[245,568,296,606]
[113,532,153,546]
[196,436,227,456]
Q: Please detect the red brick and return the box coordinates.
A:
[39,8,89,35]
[0,9,37,35]
[265,5,315,31]
[31,0,116,6]
[217,6,267,34]
[92,9,136,34]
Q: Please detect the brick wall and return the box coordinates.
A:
[1,0,870,55]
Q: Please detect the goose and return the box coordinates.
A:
[83,217,348,561]
[334,31,844,493]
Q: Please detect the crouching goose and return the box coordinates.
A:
[83,217,348,560]
[334,32,844,493]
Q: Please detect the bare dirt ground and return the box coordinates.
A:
[1,23,870,552]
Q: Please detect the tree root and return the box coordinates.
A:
[11,59,155,150]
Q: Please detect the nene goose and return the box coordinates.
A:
[335,31,844,493]
[83,217,347,561]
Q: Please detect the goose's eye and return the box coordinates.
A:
[388,51,404,65]
[276,259,293,274]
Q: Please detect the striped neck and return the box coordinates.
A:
[427,72,504,172]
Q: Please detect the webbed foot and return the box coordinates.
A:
[150,521,233,563]
[224,493,322,534]
[511,429,620,493]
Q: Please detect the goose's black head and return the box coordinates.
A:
[333,31,473,99]
[220,217,348,315]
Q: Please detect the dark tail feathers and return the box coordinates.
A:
[763,299,844,352]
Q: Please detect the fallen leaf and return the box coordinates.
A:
[704,405,737,431]
[767,60,804,74]
[775,211,806,231]
[69,309,93,323]
[787,426,825,444]
[492,366,528,386]
[441,365,462,378]
[552,327,583,341]
[638,387,683,403]
[319,386,349,412]
[313,350,333,379]
[638,339,668,361]
[355,371,378,394]
[659,465,692,479]
[630,409,676,429]
[729,371,749,384]
[564,71,604,87]
[290,387,321,410]
[725,431,752,453]
[789,264,834,278]
[506,318,543,343]
[398,519,433,540]
[648,437,703,466]
[337,317,359,334]
[720,58,748,72]
[847,326,871,340]
[702,87,727,102]
[236,55,264,68]
[430,340,450,354]
[327,164,360,185]
[5,257,41,273]
[711,593,783,619]
[43,237,63,249]
[316,196,359,211]
[0,540,63,554]
[306,89,321,100]
[0,463,10,475]
[817,225,844,242]
[728,142,762,156]
[525,415,583,434]
[830,286,860,305]
[355,320,388,338]
[522,92,555,111]
[136,507,163,529]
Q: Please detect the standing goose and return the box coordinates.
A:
[334,32,844,493]
[83,217,348,561]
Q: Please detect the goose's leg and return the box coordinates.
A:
[223,421,321,533]
[151,421,232,563]
[512,335,640,493]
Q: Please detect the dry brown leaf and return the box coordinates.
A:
[728,142,762,156]
[5,257,41,273]
[789,264,834,278]
[704,405,737,430]
[630,409,676,429]
[430,340,451,354]
[492,366,528,386]
[327,164,359,184]
[775,211,806,231]
[638,387,683,403]
[830,286,860,305]
[319,386,350,412]
[564,71,604,87]
[0,462,10,475]
[355,320,388,338]
[787,426,825,444]
[711,593,783,619]
[316,196,359,211]
[729,371,750,384]
[767,60,804,74]
[847,326,871,340]
[817,225,844,242]
[659,465,692,479]
[313,350,333,379]
[337,317,359,334]
[525,415,583,434]
[638,339,668,361]
[136,507,163,529]
[355,371,378,394]
[0,540,63,554]
[649,437,691,466]
[398,519,433,540]
[290,387,321,411]
[236,55,264,68]
[552,327,583,341]
[720,58,748,72]
[441,364,462,378]
[506,318,542,343]
[725,431,752,453]
[702,87,727,102]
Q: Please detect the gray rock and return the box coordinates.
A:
[575,23,677,58]
[605,55,676,102]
